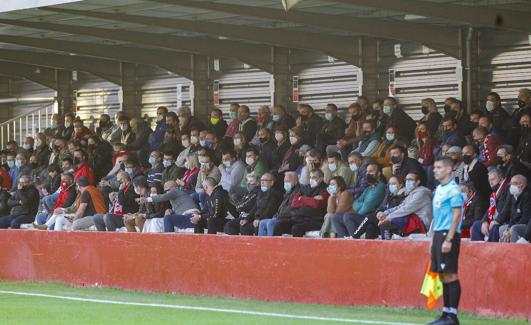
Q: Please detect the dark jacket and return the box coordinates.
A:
[516,128,531,168]
[200,185,237,220]
[316,116,347,154]
[462,194,489,231]
[496,187,531,227]
[248,188,283,221]
[148,119,167,150]
[290,182,329,223]
[181,116,205,136]
[209,119,228,139]
[394,157,427,187]
[8,185,39,217]
[272,114,295,134]
[258,140,276,171]
[33,145,50,168]
[239,118,258,143]
[463,160,490,200]
[274,184,301,221]
[117,182,139,214]
[387,107,416,141]
[126,122,153,152]
[424,112,443,137]
[91,141,114,184]
[485,107,510,138]
[0,189,11,216]
[301,114,324,147]
[273,140,290,170]
[235,187,260,218]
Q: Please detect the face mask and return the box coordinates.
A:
[275,133,284,142]
[229,111,237,120]
[485,101,495,112]
[210,117,220,125]
[260,186,268,192]
[462,155,473,165]
[391,156,401,164]
[247,183,257,191]
[518,100,526,108]
[289,136,298,145]
[385,133,395,142]
[417,130,427,138]
[73,157,81,165]
[52,121,59,128]
[351,114,360,121]
[201,162,210,170]
[259,137,268,144]
[74,128,81,133]
[405,180,415,192]
[272,115,280,122]
[258,115,266,124]
[65,121,72,128]
[309,179,318,188]
[30,162,38,169]
[446,110,457,119]
[134,188,141,195]
[383,106,391,115]
[327,185,337,194]
[190,136,199,145]
[328,163,337,172]
[388,184,398,194]
[421,106,429,115]
[245,157,255,166]
[200,140,207,147]
[148,156,157,166]
[15,159,22,168]
[7,161,14,168]
[362,130,371,138]
[443,105,451,113]
[349,163,358,172]
[325,113,334,121]
[23,144,32,150]
[366,174,377,184]
[284,182,292,192]
[120,124,129,131]
[510,184,520,196]
[163,160,172,168]
[234,139,242,147]
[496,156,504,166]
[223,161,232,168]
[157,114,164,122]
[125,167,134,175]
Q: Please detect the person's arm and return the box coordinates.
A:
[357,184,386,215]
[148,189,178,203]
[360,139,380,157]
[385,191,425,220]
[73,203,87,221]
[335,191,353,213]
[442,207,461,253]
[326,195,336,214]
[229,164,245,194]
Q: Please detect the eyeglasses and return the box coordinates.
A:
[261,179,273,182]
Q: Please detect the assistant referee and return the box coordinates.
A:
[427,157,464,325]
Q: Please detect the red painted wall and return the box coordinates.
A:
[0,230,529,320]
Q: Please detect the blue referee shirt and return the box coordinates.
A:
[432,179,464,233]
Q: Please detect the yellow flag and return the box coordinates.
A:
[420,261,443,310]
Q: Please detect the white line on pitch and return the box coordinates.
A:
[0,290,421,325]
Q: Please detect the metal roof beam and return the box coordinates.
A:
[0,48,122,85]
[145,0,460,58]
[332,0,531,33]
[0,34,193,79]
[42,7,360,64]
[0,18,274,72]
[0,61,58,90]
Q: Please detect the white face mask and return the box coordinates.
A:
[134,188,141,195]
[275,133,284,142]
[349,163,358,172]
[245,157,255,166]
[509,184,521,197]
[486,101,495,112]
[22,144,32,150]
[309,179,318,188]
[234,139,242,147]
[289,136,298,145]
[120,124,128,131]
[190,136,199,145]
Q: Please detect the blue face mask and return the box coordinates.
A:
[229,112,237,120]
[7,160,14,168]
[163,160,172,168]
[272,115,280,122]
[261,186,268,192]
[388,184,398,194]
[148,156,156,166]
[284,182,292,192]
[383,106,391,115]
[327,185,337,194]
[405,180,415,192]
[325,113,334,121]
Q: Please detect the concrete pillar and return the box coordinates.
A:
[359,37,379,101]
[191,54,210,122]
[55,69,74,116]
[460,27,480,112]
[120,62,141,118]
[271,47,291,111]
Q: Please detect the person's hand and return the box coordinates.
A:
[418,158,424,164]
[190,214,201,224]
[164,209,173,216]
[175,179,184,186]
[392,164,401,174]
[55,208,64,214]
[295,116,302,127]
[123,214,133,221]
[502,229,511,242]
[337,139,346,149]
[218,164,225,173]
[376,212,385,220]
[481,222,490,236]
[253,219,260,228]
[441,240,452,253]
[240,219,248,226]
[489,220,499,231]
[313,195,323,200]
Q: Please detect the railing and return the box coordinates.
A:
[0,101,57,149]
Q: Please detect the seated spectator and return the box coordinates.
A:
[96,113,113,138]
[299,150,329,186]
[126,117,153,165]
[61,113,75,140]
[9,153,32,191]
[236,105,257,143]
[459,145,490,200]
[496,144,529,180]
[146,150,164,188]
[176,133,192,168]
[446,98,472,136]
[390,145,427,186]
[72,119,92,144]
[255,128,276,171]
[367,99,388,137]
[118,115,134,146]
[93,171,139,231]
[333,162,386,238]
[278,127,304,173]
[445,146,463,183]
[273,127,290,170]
[258,172,301,236]
[478,115,505,140]
[273,169,329,237]
[240,148,266,191]
[101,112,124,145]
[208,108,228,139]
[319,176,354,238]
[250,105,274,146]
[33,133,50,167]
[0,175,39,229]
[158,128,183,159]
[224,172,260,235]
[205,131,230,166]
[161,151,184,185]
[493,174,531,243]
[378,173,432,239]
[470,168,510,241]
[515,112,531,169]
[458,181,488,238]
[191,177,237,234]
[177,153,200,193]
[34,173,76,230]
[383,96,416,141]
[371,125,402,169]
[434,117,466,157]
[219,150,245,200]
[315,103,347,155]
[48,136,71,166]
[233,131,253,161]
[413,122,436,168]
[44,113,65,138]
[123,156,145,181]
[472,126,505,167]
[0,162,11,191]
[177,106,205,136]
[87,135,114,184]
[123,177,152,232]
[225,172,282,236]
[296,103,323,147]
[347,151,364,193]
[142,184,171,233]
[195,150,221,200]
[224,103,240,138]
[325,152,354,187]
[72,149,95,185]
[353,120,380,157]
[148,106,168,151]
[484,91,510,137]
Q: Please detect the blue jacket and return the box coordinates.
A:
[148,119,167,150]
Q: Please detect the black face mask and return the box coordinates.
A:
[73,157,81,165]
[88,144,96,150]
[29,162,38,169]
[362,130,371,137]
[496,156,505,166]
[52,144,60,151]
[351,114,361,121]
[421,106,429,115]
[366,174,377,184]
[259,137,268,144]
[518,100,526,108]
[443,105,451,113]
[446,110,457,119]
[462,155,473,165]
[521,124,529,136]
[391,156,402,164]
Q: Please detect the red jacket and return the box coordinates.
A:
[74,162,95,185]
[52,184,76,213]
[0,167,11,190]
[481,134,505,167]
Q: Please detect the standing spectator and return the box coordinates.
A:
[148,106,168,150]
[316,103,347,155]
[44,113,65,138]
[0,175,39,229]
[484,92,510,137]
[383,97,416,141]
[419,98,443,137]
[472,126,505,168]
[296,104,323,147]
[208,108,228,139]
[460,145,490,200]
[177,106,205,136]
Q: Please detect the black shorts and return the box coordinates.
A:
[431,231,461,274]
